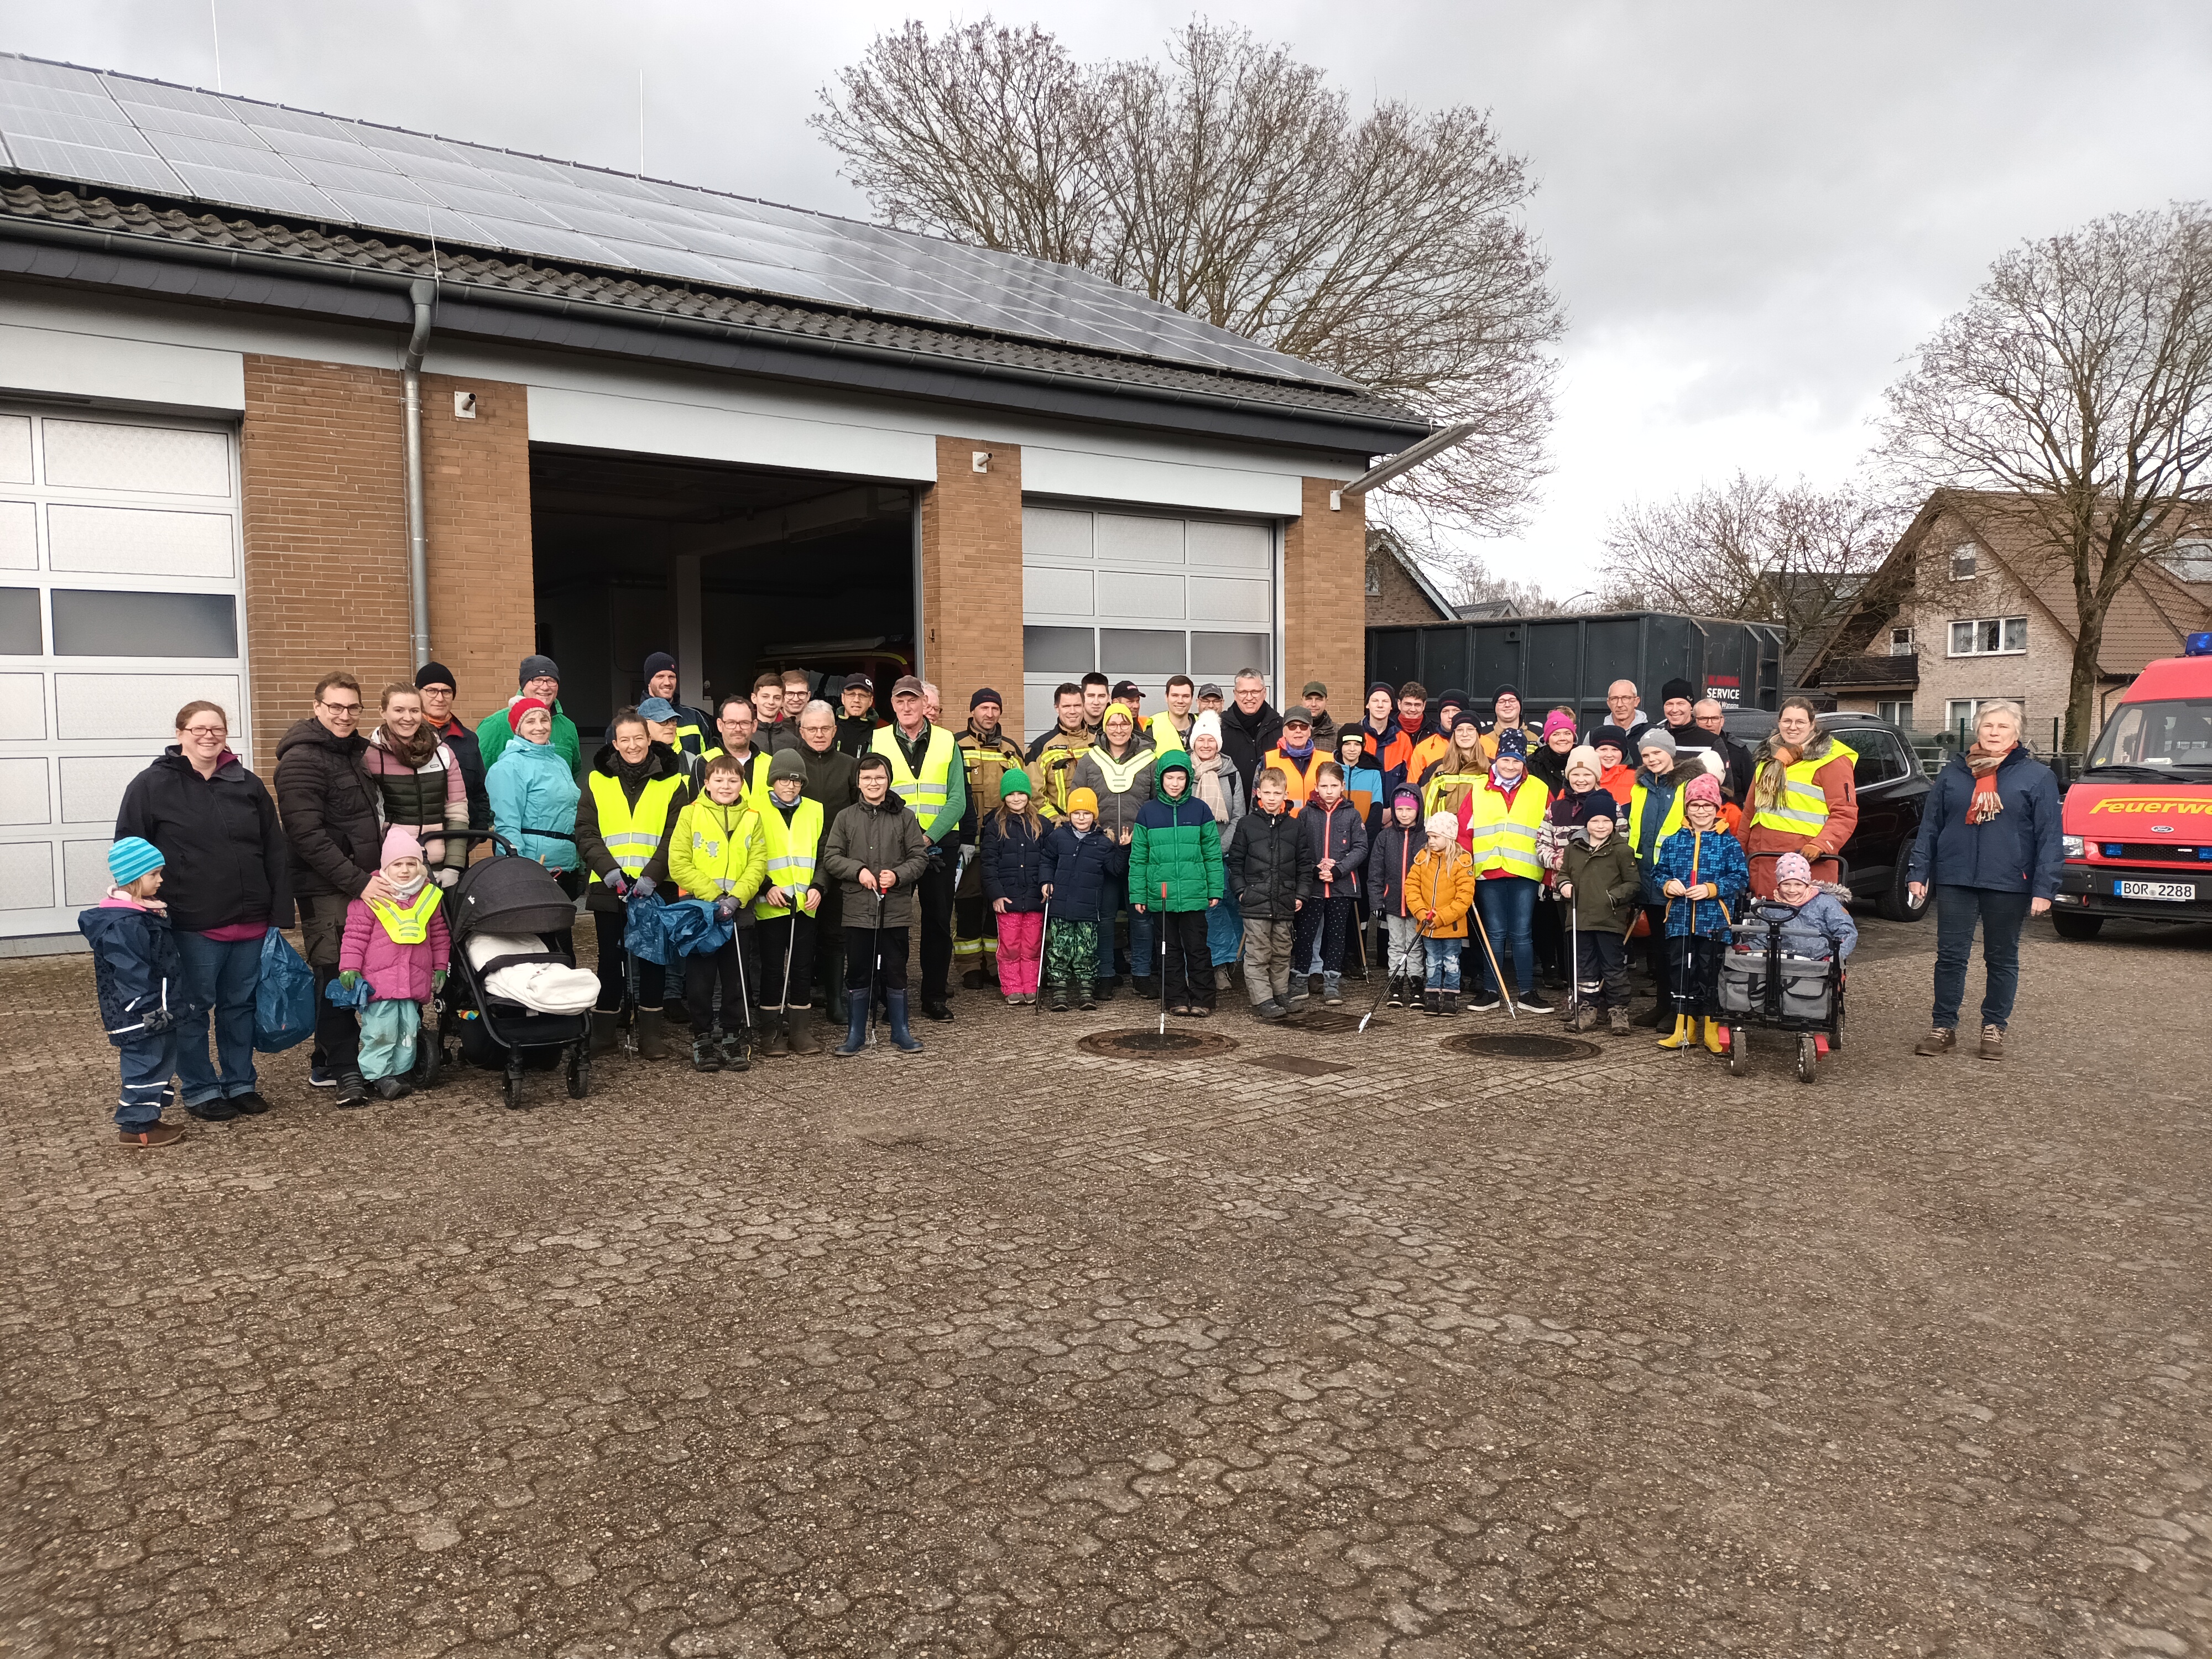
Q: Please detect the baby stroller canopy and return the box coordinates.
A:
[450,852,575,941]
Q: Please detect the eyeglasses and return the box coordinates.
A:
[320,700,361,714]
[181,724,227,738]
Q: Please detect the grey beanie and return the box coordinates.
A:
[768,749,806,785]
[519,654,560,686]
[1637,727,1678,757]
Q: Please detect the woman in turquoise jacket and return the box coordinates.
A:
[486,698,581,878]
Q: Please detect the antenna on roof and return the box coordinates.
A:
[210,0,223,92]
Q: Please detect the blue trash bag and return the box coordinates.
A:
[253,929,317,1052]
[323,974,371,1009]
[660,897,734,959]
[623,891,668,965]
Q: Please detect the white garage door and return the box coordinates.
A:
[0,406,247,942]
[1020,504,1276,742]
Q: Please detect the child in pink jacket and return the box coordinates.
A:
[340,827,451,1100]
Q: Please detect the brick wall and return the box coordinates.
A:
[1366,541,1452,625]
[1893,505,2079,746]
[919,436,1022,711]
[420,373,535,728]
[239,355,411,771]
[1282,480,1367,712]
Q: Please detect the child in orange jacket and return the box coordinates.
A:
[1405,811,1476,1016]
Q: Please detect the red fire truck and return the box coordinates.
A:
[2052,633,2212,937]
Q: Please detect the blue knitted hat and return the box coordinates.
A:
[108,837,164,886]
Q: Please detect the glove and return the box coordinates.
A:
[926,842,945,863]
[340,970,362,990]
[714,896,740,922]
[606,872,629,897]
[431,970,447,993]
[142,1008,174,1034]
[630,875,657,900]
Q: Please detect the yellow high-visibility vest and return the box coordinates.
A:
[872,723,958,838]
[367,883,443,943]
[586,770,684,886]
[1630,779,1688,858]
[699,745,771,811]
[754,796,824,919]
[1749,742,1858,836]
[1464,778,1548,880]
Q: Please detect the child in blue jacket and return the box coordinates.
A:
[78,837,196,1148]
[1040,786,1128,1012]
[1651,774,1749,1053]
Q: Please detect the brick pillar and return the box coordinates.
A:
[918,436,1023,713]
[1281,479,1367,716]
[239,355,411,773]
[420,373,534,729]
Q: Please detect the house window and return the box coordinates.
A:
[1876,698,1914,728]
[1888,626,1914,655]
[1948,616,2027,656]
[1365,561,1381,597]
[1949,545,1978,580]
[1946,698,2022,735]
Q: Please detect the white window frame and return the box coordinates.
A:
[1876,698,1914,728]
[1948,615,2027,657]
[1949,545,1978,580]
[1945,697,2022,734]
[1888,625,1914,655]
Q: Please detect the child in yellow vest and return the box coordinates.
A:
[338,828,450,1100]
[669,754,768,1072]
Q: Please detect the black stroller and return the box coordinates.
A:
[1716,898,1847,1084]
[438,831,594,1109]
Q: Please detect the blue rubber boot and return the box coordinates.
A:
[885,991,925,1053]
[832,997,869,1058]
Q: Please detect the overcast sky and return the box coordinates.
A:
[8,1,2211,595]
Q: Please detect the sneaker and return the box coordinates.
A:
[1078,983,1097,1011]
[1423,990,1442,1016]
[333,1071,369,1109]
[371,1076,411,1101]
[186,1098,239,1122]
[1915,1026,1956,1057]
[1978,1024,2004,1061]
[1441,990,1459,1015]
[1608,1008,1632,1036]
[1255,999,1290,1021]
[1517,993,1553,1014]
[1468,992,1503,1013]
[1322,974,1343,1006]
[226,1091,271,1116]
[1387,980,1405,1009]
[1568,1006,1598,1032]
[118,1121,185,1149]
[307,1058,336,1089]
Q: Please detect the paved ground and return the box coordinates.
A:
[2,912,2207,1658]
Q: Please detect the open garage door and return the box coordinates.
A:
[530,448,916,738]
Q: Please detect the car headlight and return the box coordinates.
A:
[2061,834,2084,858]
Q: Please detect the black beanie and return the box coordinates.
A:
[414,660,456,692]
[643,651,677,681]
[1492,682,1521,705]
[1661,677,1695,705]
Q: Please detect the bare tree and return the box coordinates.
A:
[815,19,1562,537]
[1598,473,1902,645]
[1879,205,2212,749]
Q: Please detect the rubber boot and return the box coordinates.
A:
[1423,989,1441,1017]
[832,998,868,1058]
[1700,1016,1727,1055]
[1323,972,1343,1005]
[691,1034,721,1073]
[886,990,925,1052]
[761,1010,789,1059]
[1657,1014,1694,1050]
[1441,989,1458,1016]
[589,1008,619,1056]
[1077,980,1096,1011]
[1048,979,1069,1013]
[785,1008,821,1055]
[636,1007,669,1060]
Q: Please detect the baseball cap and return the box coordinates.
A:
[890,675,925,698]
[1302,680,1327,698]
[842,673,874,693]
[1197,683,1223,700]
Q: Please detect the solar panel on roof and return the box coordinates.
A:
[0,53,1357,389]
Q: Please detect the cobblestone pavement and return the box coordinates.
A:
[3,914,2206,1658]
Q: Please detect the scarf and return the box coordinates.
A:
[1486,769,1526,800]
[614,750,658,802]
[1193,753,1231,821]
[1397,711,1425,735]
[386,872,427,902]
[1278,735,1313,762]
[380,722,440,769]
[1966,742,2010,823]
[1749,729,1830,816]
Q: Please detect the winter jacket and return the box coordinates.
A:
[833,710,886,760]
[1630,765,1689,904]
[1404,844,1475,940]
[791,740,859,818]
[1380,721,1447,802]
[1906,745,2064,899]
[1416,755,1487,820]
[822,796,931,928]
[667,795,768,917]
[487,737,583,874]
[1557,833,1643,933]
[1220,700,1286,795]
[80,898,190,1041]
[979,812,1051,912]
[1365,818,1426,918]
[1741,729,1859,865]
[1025,723,1095,817]
[274,716,380,902]
[1259,745,1328,810]
[1298,796,1369,899]
[476,697,581,778]
[1740,890,1859,961]
[339,890,452,1002]
[956,724,1032,846]
[1127,764,1224,913]
[1070,740,1156,840]
[573,741,686,911]
[434,715,492,832]
[114,748,289,933]
[1040,820,1129,923]
[1187,751,1246,847]
[1653,826,1750,940]
[1224,804,1313,922]
[1339,758,1385,827]
[1538,785,1610,875]
[362,726,469,878]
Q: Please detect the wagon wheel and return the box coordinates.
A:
[1796,1034,1818,1085]
[1729,1026,1750,1078]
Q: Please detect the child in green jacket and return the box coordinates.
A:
[1128,751,1223,1016]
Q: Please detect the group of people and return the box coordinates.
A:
[79,651,2064,1147]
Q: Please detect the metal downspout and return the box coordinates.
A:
[402,278,435,667]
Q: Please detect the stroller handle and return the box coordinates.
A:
[439,827,525,859]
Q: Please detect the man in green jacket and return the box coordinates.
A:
[1128,750,1223,1015]
[476,655,581,778]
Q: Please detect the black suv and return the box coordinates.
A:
[1719,710,1931,921]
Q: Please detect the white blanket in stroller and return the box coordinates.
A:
[465,933,601,1015]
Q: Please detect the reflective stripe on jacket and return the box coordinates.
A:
[872,722,963,841]
[667,795,768,908]
[754,796,824,918]
[1749,742,1859,836]
[586,771,685,885]
[366,883,442,944]
[1463,778,1548,880]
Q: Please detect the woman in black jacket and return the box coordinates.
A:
[113,699,289,1121]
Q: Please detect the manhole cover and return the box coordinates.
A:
[1244,1053,1355,1077]
[1077,1027,1240,1059]
[1280,1008,1361,1034]
[1442,1031,1601,1062]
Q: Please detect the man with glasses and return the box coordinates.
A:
[275,671,395,1108]
[476,654,581,775]
[412,661,488,831]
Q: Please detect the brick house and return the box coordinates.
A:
[1799,489,2212,750]
[0,55,1428,945]
[1364,525,1456,626]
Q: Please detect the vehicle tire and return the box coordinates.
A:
[1797,1034,1818,1084]
[2051,911,2104,941]
[1729,1027,1750,1077]
[1877,849,1926,923]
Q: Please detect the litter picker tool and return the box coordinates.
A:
[1156,881,1170,1040]
[1469,900,1518,1025]
[775,898,796,1017]
[732,916,752,1048]
[1566,880,1580,1020]
[1359,910,1428,1033]
[865,886,886,1049]
[1032,893,1050,1016]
